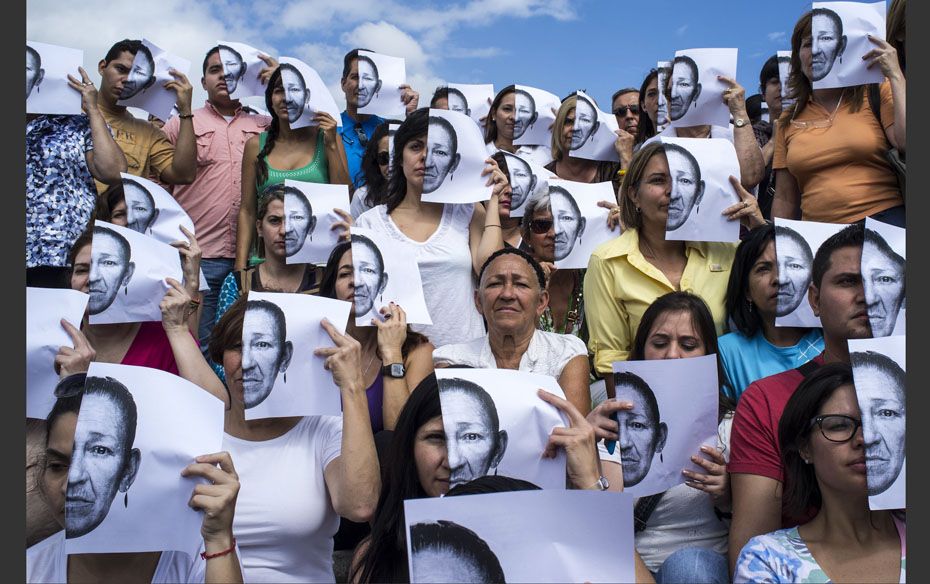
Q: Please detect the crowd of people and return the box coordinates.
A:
[25,1,906,582]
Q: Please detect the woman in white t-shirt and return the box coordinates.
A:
[355,108,509,349]
[207,297,381,583]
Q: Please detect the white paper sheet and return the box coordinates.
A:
[405,490,635,584]
[512,85,562,147]
[547,179,618,269]
[660,137,741,243]
[65,362,225,555]
[499,151,555,218]
[777,50,795,109]
[656,60,672,132]
[241,291,352,419]
[811,1,886,89]
[350,227,432,327]
[610,355,720,496]
[848,335,905,510]
[87,221,183,325]
[26,41,83,115]
[420,108,493,204]
[356,50,406,117]
[568,91,620,163]
[435,369,568,490]
[276,57,343,129]
[117,39,191,123]
[26,288,89,419]
[447,83,494,129]
[862,218,905,337]
[216,40,272,100]
[668,48,738,129]
[283,181,351,265]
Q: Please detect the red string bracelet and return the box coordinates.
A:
[200,538,236,561]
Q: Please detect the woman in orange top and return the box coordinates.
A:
[771,10,905,226]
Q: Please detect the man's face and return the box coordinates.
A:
[570,98,598,150]
[447,92,468,115]
[443,389,500,487]
[202,52,232,102]
[507,156,534,210]
[218,47,244,94]
[669,61,697,121]
[616,383,665,487]
[280,68,308,123]
[613,91,640,134]
[550,191,583,261]
[66,394,129,538]
[412,545,487,583]
[810,245,872,341]
[26,48,42,99]
[862,243,905,338]
[88,233,132,315]
[122,183,157,234]
[811,14,843,81]
[424,122,457,194]
[513,92,536,139]
[856,365,905,496]
[775,235,813,317]
[665,149,702,232]
[356,59,379,108]
[353,242,386,318]
[284,193,314,256]
[119,50,154,100]
[241,308,286,408]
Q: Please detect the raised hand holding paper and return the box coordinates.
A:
[669,48,738,129]
[87,221,183,325]
[447,83,494,128]
[862,218,905,337]
[421,108,492,204]
[435,369,569,490]
[241,291,352,419]
[116,39,191,123]
[512,85,561,147]
[811,1,886,89]
[568,91,620,163]
[284,181,350,265]
[26,41,83,115]
[547,179,617,269]
[277,57,342,130]
[216,40,273,99]
[661,137,741,242]
[356,50,406,117]
[26,288,89,419]
[65,362,225,556]
[500,151,554,218]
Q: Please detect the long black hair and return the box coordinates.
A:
[351,374,442,583]
[634,69,658,146]
[356,121,395,208]
[381,108,429,213]
[725,223,775,337]
[255,67,283,187]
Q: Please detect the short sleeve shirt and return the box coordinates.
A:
[26,115,96,268]
[97,103,175,191]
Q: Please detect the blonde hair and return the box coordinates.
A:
[550,96,576,162]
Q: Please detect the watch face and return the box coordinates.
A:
[389,363,404,377]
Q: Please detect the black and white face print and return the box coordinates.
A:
[277,57,342,130]
[862,218,905,338]
[546,179,617,269]
[567,91,620,163]
[667,48,738,128]
[26,41,83,115]
[811,1,886,89]
[356,50,406,117]
[215,40,272,99]
[656,60,672,131]
[512,85,561,147]
[777,50,795,109]
[447,83,494,129]
[500,151,554,218]
[421,108,493,204]
[116,38,191,123]
[283,181,350,265]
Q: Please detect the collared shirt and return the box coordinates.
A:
[162,102,270,259]
[432,329,588,380]
[583,228,736,374]
[26,115,96,268]
[96,101,175,191]
[340,111,384,188]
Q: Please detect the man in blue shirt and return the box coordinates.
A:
[339,48,420,189]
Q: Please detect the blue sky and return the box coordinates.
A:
[28,0,821,112]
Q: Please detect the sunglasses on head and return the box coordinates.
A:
[377,151,390,166]
[613,105,640,116]
[355,126,369,147]
[529,219,554,234]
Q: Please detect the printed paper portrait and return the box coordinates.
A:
[216,40,272,100]
[283,181,351,265]
[668,48,738,129]
[568,91,620,163]
[811,1,886,89]
[420,108,493,205]
[545,179,617,269]
[276,57,342,130]
[447,83,495,129]
[499,150,554,219]
[862,218,905,338]
[777,50,795,109]
[116,38,191,123]
[356,50,406,117]
[655,60,672,132]
[64,362,225,556]
[435,369,569,490]
[26,41,83,115]
[512,85,562,147]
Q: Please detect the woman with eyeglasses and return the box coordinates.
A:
[771,10,905,226]
[350,122,398,219]
[235,66,351,270]
[734,364,905,583]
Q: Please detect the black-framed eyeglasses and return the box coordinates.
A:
[377,151,390,166]
[613,105,640,117]
[529,219,554,234]
[53,373,87,399]
[354,125,369,148]
[809,414,862,443]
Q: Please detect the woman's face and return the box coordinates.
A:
[377,135,391,180]
[42,411,79,528]
[333,249,358,314]
[643,309,707,360]
[402,134,428,192]
[630,152,672,230]
[70,243,92,294]
[805,384,868,496]
[222,346,245,407]
[270,77,289,121]
[643,78,659,125]
[476,254,546,335]
[109,199,128,228]
[527,207,556,263]
[414,416,451,497]
[493,92,515,142]
[747,240,780,319]
[559,107,576,152]
[258,199,287,260]
[799,36,814,81]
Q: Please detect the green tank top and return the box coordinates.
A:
[255,128,329,194]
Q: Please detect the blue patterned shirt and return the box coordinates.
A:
[26,115,96,268]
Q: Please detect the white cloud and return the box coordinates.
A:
[768,31,786,41]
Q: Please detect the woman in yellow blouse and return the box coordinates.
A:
[584,141,765,395]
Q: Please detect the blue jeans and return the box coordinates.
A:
[198,258,235,354]
[654,547,729,584]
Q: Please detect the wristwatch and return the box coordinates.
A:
[733,118,749,128]
[588,476,610,491]
[382,363,406,378]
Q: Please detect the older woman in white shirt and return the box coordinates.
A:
[432,247,591,414]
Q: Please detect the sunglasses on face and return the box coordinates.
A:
[613,105,641,116]
[529,219,554,234]
[377,151,390,166]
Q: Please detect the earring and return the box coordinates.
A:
[124,492,128,508]
[660,452,664,464]
[635,206,641,213]
[124,285,129,295]
[450,172,454,181]
[283,371,287,383]
[748,299,754,313]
